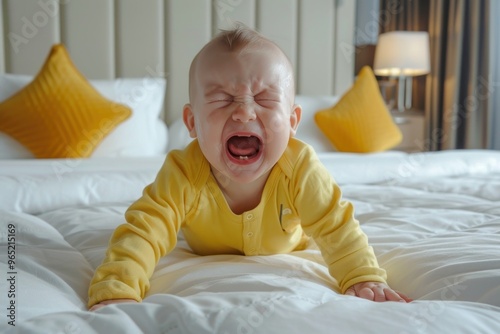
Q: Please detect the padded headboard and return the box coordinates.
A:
[0,0,356,123]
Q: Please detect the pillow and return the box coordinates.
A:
[0,74,168,159]
[0,44,131,158]
[167,118,194,152]
[314,66,402,153]
[89,78,168,157]
[293,95,339,152]
[0,132,33,159]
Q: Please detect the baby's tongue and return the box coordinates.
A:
[227,136,259,157]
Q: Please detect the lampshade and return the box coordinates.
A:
[373,31,430,77]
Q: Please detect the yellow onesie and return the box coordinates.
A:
[88,138,386,307]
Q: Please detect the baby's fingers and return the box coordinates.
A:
[383,289,413,303]
[89,298,138,312]
[89,304,106,312]
[344,287,356,297]
[345,286,377,301]
[394,291,413,303]
[360,287,377,301]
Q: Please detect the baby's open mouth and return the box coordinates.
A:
[227,135,261,160]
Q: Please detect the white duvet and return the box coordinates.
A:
[1,149,500,333]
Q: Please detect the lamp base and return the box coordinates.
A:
[378,78,397,110]
[397,76,413,112]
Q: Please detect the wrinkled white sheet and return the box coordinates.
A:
[1,149,500,333]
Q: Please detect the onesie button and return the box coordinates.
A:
[246,232,253,237]
[246,213,254,220]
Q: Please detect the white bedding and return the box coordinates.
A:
[1,149,500,333]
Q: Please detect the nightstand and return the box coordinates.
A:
[391,110,425,152]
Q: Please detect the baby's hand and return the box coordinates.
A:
[89,299,138,311]
[344,282,412,303]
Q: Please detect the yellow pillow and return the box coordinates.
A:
[314,66,402,153]
[0,44,131,158]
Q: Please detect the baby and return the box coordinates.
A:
[88,25,410,311]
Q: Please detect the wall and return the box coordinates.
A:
[0,0,356,123]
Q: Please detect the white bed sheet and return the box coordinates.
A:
[1,149,500,333]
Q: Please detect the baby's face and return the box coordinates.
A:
[184,42,301,185]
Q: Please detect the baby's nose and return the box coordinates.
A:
[232,98,256,122]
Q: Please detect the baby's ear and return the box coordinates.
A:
[183,104,197,138]
[289,104,302,137]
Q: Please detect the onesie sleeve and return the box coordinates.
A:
[88,150,200,307]
[291,146,387,293]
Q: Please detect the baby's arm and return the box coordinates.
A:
[88,154,190,309]
[345,281,412,303]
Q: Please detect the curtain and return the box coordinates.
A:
[380,0,490,150]
[489,0,500,149]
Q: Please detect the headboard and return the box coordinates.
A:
[0,0,356,123]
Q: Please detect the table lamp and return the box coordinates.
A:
[373,31,430,112]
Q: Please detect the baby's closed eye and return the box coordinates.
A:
[254,92,281,107]
[207,94,233,107]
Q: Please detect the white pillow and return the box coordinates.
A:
[294,95,339,153]
[167,118,194,151]
[0,74,168,158]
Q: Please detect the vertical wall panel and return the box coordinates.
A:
[257,0,298,81]
[115,0,164,78]
[334,0,356,95]
[297,0,335,95]
[165,0,211,123]
[212,0,256,34]
[3,0,60,75]
[60,0,114,79]
[0,0,356,121]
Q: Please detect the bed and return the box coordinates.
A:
[1,1,500,333]
[2,146,500,333]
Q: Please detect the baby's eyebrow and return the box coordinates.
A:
[257,85,282,94]
[203,84,227,97]
[202,82,284,97]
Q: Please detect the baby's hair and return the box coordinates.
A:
[215,23,265,51]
